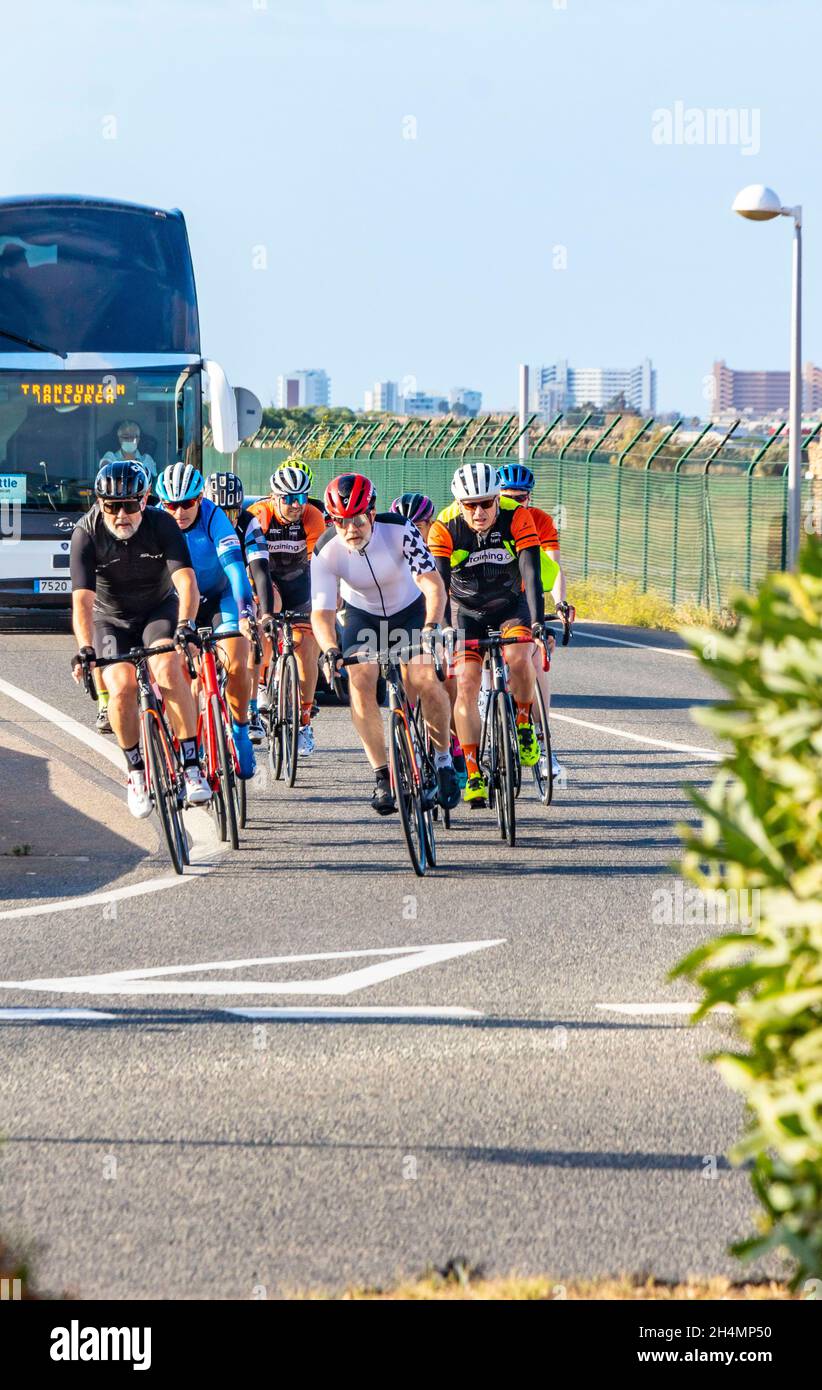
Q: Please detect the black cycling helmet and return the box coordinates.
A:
[94,459,149,499]
[391,491,435,524]
[205,471,244,510]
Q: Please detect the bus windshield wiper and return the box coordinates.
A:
[0,326,67,359]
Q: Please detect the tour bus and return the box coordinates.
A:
[0,194,259,608]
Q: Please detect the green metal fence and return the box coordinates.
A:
[204,415,816,610]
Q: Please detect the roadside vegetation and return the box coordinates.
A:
[571,576,736,632]
[296,1269,798,1301]
[673,540,822,1288]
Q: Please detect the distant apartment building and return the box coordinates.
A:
[531,358,656,417]
[449,388,482,417]
[276,369,330,409]
[364,380,400,413]
[712,360,822,415]
[401,392,451,417]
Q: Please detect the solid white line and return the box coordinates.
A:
[574,625,698,661]
[0,1008,118,1021]
[596,1002,732,1016]
[223,1006,482,1020]
[0,678,224,914]
[547,710,722,761]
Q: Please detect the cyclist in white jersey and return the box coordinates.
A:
[311,472,459,815]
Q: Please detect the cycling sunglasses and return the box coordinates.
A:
[163,498,199,511]
[100,498,142,515]
[280,492,308,505]
[461,497,497,511]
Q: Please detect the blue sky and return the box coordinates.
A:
[3,0,817,414]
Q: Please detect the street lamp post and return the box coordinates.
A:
[732,184,803,570]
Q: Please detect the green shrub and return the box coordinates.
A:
[671,540,822,1287]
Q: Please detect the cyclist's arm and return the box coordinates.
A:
[69,527,97,648]
[414,567,447,626]
[426,520,453,623]
[211,509,255,617]
[71,588,96,650]
[511,508,544,626]
[242,514,275,615]
[310,543,340,652]
[171,566,200,623]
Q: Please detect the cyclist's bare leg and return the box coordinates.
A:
[102,661,140,749]
[150,650,198,741]
[404,656,450,752]
[214,634,252,722]
[453,659,482,749]
[504,644,536,706]
[293,624,320,715]
[346,660,386,768]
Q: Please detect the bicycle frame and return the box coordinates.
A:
[196,630,241,787]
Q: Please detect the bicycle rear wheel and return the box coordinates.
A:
[266,663,282,779]
[237,776,248,828]
[530,680,554,806]
[144,713,186,875]
[389,711,426,877]
[211,693,240,849]
[493,693,517,846]
[279,653,300,787]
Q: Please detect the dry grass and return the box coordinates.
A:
[290,1267,797,1301]
[571,577,737,632]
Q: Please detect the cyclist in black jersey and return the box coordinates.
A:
[70,459,210,818]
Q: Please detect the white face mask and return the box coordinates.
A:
[120,438,138,453]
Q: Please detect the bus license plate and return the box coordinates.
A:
[35,578,71,593]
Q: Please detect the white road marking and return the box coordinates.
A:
[548,711,722,761]
[0,1008,118,1021]
[0,678,224,914]
[596,1002,732,1016]
[0,939,505,998]
[223,1006,482,1021]
[574,625,698,661]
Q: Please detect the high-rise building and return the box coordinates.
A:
[276,370,331,408]
[364,380,400,413]
[531,358,656,416]
[711,360,822,415]
[401,392,451,417]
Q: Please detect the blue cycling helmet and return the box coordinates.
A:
[497,463,535,493]
[156,461,205,504]
[391,492,435,524]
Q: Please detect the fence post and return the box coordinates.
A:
[530,412,563,458]
[499,414,537,459]
[585,415,621,463]
[612,417,653,580]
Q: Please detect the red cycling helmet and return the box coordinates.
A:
[324,473,376,520]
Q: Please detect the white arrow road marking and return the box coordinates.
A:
[0,939,505,998]
[596,1002,733,1016]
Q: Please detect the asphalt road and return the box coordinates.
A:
[0,620,782,1299]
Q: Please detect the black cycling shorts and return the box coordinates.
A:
[271,572,311,615]
[339,594,426,660]
[450,594,530,642]
[197,590,243,636]
[93,592,179,662]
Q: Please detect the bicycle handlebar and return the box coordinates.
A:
[328,635,446,699]
[77,641,196,700]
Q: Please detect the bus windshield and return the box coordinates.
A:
[0,201,199,355]
[0,368,202,511]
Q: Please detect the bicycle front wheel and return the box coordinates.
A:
[279,652,300,787]
[389,711,426,877]
[211,693,240,850]
[144,712,187,875]
[493,693,517,846]
[531,680,554,806]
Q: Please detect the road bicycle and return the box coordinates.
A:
[81,644,191,874]
[529,603,575,806]
[263,611,304,788]
[333,638,445,877]
[195,627,242,849]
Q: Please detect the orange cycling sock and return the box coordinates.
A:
[464,744,480,778]
[300,702,313,727]
[516,702,531,725]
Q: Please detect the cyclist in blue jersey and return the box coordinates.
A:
[156,462,257,778]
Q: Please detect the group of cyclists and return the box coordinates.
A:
[69,449,570,826]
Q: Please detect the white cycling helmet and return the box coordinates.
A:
[450,460,500,502]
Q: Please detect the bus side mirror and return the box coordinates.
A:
[203,359,239,453]
[234,387,262,442]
